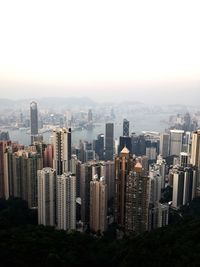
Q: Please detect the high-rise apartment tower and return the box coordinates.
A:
[30,101,38,144]
[53,128,71,175]
[37,168,56,226]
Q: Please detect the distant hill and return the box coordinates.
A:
[0,97,96,109]
[38,97,96,108]
[0,98,15,108]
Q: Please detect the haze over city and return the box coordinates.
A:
[2,1,200,266]
[0,0,200,104]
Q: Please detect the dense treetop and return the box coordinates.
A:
[0,198,200,267]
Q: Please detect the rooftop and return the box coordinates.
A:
[120,146,130,154]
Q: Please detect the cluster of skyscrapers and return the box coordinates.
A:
[0,102,200,234]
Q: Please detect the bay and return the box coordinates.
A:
[3,112,169,147]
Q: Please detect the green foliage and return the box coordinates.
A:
[0,197,37,228]
[1,198,200,266]
[181,197,200,219]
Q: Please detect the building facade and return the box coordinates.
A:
[53,128,71,175]
[170,130,184,156]
[30,101,38,144]
[114,147,135,227]
[125,163,150,233]
[105,123,114,161]
[159,133,170,158]
[90,175,107,233]
[57,172,76,231]
[123,119,129,137]
[38,168,56,226]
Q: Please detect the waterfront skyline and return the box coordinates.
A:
[0,0,200,104]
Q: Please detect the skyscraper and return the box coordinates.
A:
[80,161,105,226]
[4,146,43,207]
[149,166,162,204]
[154,155,167,189]
[123,119,129,137]
[70,155,81,199]
[105,160,115,205]
[82,141,95,162]
[190,130,200,195]
[88,109,93,123]
[93,134,104,160]
[27,151,43,208]
[37,168,56,226]
[180,152,189,168]
[148,203,169,231]
[125,162,150,233]
[118,136,132,154]
[183,131,191,154]
[30,101,38,144]
[172,170,185,209]
[87,109,93,130]
[137,134,146,156]
[145,139,157,163]
[191,130,200,168]
[53,128,71,175]
[114,147,135,226]
[0,132,10,141]
[90,175,107,233]
[105,123,114,161]
[172,166,196,209]
[43,144,53,168]
[57,172,76,231]
[159,133,170,158]
[170,130,184,156]
[0,141,11,198]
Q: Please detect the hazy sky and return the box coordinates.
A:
[0,0,200,103]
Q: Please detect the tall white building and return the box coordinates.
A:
[191,130,200,168]
[170,130,184,156]
[172,171,184,209]
[53,128,71,175]
[172,167,196,209]
[57,172,76,231]
[190,130,200,194]
[183,131,191,154]
[156,155,167,189]
[37,168,56,226]
[149,167,162,204]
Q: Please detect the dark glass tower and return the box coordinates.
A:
[30,101,38,144]
[123,119,129,137]
[105,123,114,161]
[118,136,132,154]
[94,134,104,160]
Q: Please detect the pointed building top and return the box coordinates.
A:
[135,162,142,169]
[120,146,130,154]
[134,162,143,173]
